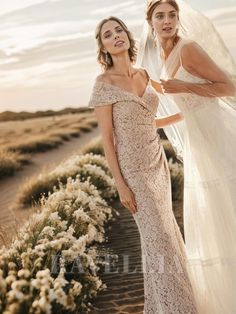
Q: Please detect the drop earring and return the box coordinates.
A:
[151,28,157,48]
[173,27,179,46]
[151,27,156,39]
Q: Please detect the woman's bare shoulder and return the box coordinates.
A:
[136,67,150,81]
[181,40,206,59]
[95,72,112,84]
[180,40,209,70]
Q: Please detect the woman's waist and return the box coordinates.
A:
[118,147,166,177]
[114,126,158,141]
[116,138,163,169]
[115,132,160,149]
[113,121,156,131]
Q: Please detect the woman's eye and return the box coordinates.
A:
[117,28,123,33]
[170,13,177,18]
[156,14,163,19]
[104,33,111,38]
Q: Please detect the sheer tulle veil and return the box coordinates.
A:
[136,0,236,160]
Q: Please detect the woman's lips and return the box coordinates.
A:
[114,40,125,47]
[162,27,173,32]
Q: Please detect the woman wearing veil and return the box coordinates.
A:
[136,0,236,313]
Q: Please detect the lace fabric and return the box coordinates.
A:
[88,80,198,313]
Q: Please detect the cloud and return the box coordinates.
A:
[0,20,94,56]
[0,1,235,112]
[0,0,48,16]
[90,1,135,15]
[0,60,79,87]
[0,57,19,65]
[204,5,236,23]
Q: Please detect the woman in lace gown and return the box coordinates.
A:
[88,16,198,313]
[140,1,236,313]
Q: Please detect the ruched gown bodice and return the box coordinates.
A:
[88,78,198,314]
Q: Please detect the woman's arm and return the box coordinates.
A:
[94,105,125,186]
[154,112,184,128]
[150,79,164,94]
[161,42,235,97]
[94,105,137,213]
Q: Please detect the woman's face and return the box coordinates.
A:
[151,3,178,40]
[100,20,130,56]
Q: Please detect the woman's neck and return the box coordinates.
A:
[108,53,134,77]
[159,36,180,60]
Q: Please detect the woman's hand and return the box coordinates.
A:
[154,112,184,128]
[160,79,189,94]
[116,182,138,214]
[150,79,164,94]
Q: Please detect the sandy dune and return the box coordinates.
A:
[0,127,100,246]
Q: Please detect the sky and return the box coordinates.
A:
[0,0,235,113]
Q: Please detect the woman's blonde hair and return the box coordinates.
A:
[95,16,137,70]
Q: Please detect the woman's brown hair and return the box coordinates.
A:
[146,0,180,23]
[95,16,137,70]
[146,0,181,45]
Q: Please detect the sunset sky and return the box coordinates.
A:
[0,0,235,113]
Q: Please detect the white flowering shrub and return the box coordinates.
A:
[0,177,118,313]
[19,153,118,206]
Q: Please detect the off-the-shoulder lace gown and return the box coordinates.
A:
[88,78,198,314]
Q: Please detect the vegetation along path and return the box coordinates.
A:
[0,127,100,246]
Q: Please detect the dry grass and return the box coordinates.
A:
[0,112,97,179]
[0,149,22,178]
[17,174,60,207]
[79,135,104,156]
[16,136,109,207]
[74,121,95,133]
[84,116,98,128]
[0,112,95,148]
[0,149,31,178]
[9,135,63,153]
[17,157,115,208]
[0,107,91,122]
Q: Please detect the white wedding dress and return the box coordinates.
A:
[136,0,236,311]
[163,40,236,313]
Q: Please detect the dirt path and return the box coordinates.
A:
[0,127,100,246]
[90,200,144,314]
[89,201,183,314]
